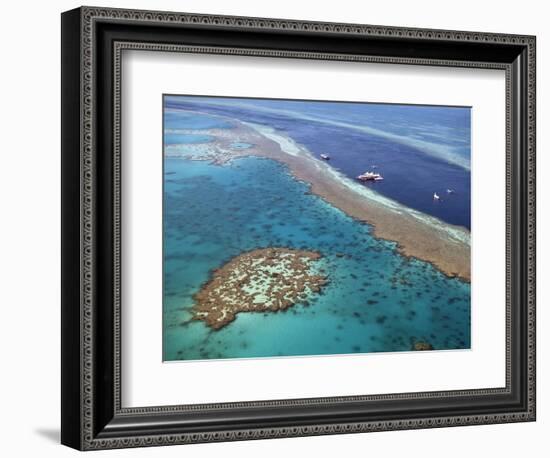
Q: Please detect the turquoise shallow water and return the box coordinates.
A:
[230,142,253,150]
[163,153,471,361]
[164,133,214,144]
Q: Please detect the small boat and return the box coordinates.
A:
[446,188,455,194]
[320,154,330,160]
[357,171,384,182]
[433,192,441,200]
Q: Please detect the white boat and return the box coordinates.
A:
[320,154,330,160]
[446,188,454,194]
[433,192,440,200]
[357,171,384,182]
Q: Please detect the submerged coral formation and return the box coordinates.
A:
[192,247,328,329]
[412,341,434,351]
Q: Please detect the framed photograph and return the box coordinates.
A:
[61,6,536,450]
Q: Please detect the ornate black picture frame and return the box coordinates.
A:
[61,6,536,450]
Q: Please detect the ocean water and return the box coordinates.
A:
[164,133,214,145]
[162,102,471,361]
[165,96,471,229]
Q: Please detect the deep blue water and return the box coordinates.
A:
[162,101,471,361]
[165,96,471,229]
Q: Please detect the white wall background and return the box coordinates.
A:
[0,0,545,456]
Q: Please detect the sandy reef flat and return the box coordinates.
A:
[192,247,328,329]
[165,109,471,282]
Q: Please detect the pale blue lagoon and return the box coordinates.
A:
[163,96,471,361]
[164,133,214,145]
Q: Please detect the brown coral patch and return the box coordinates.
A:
[192,247,328,329]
